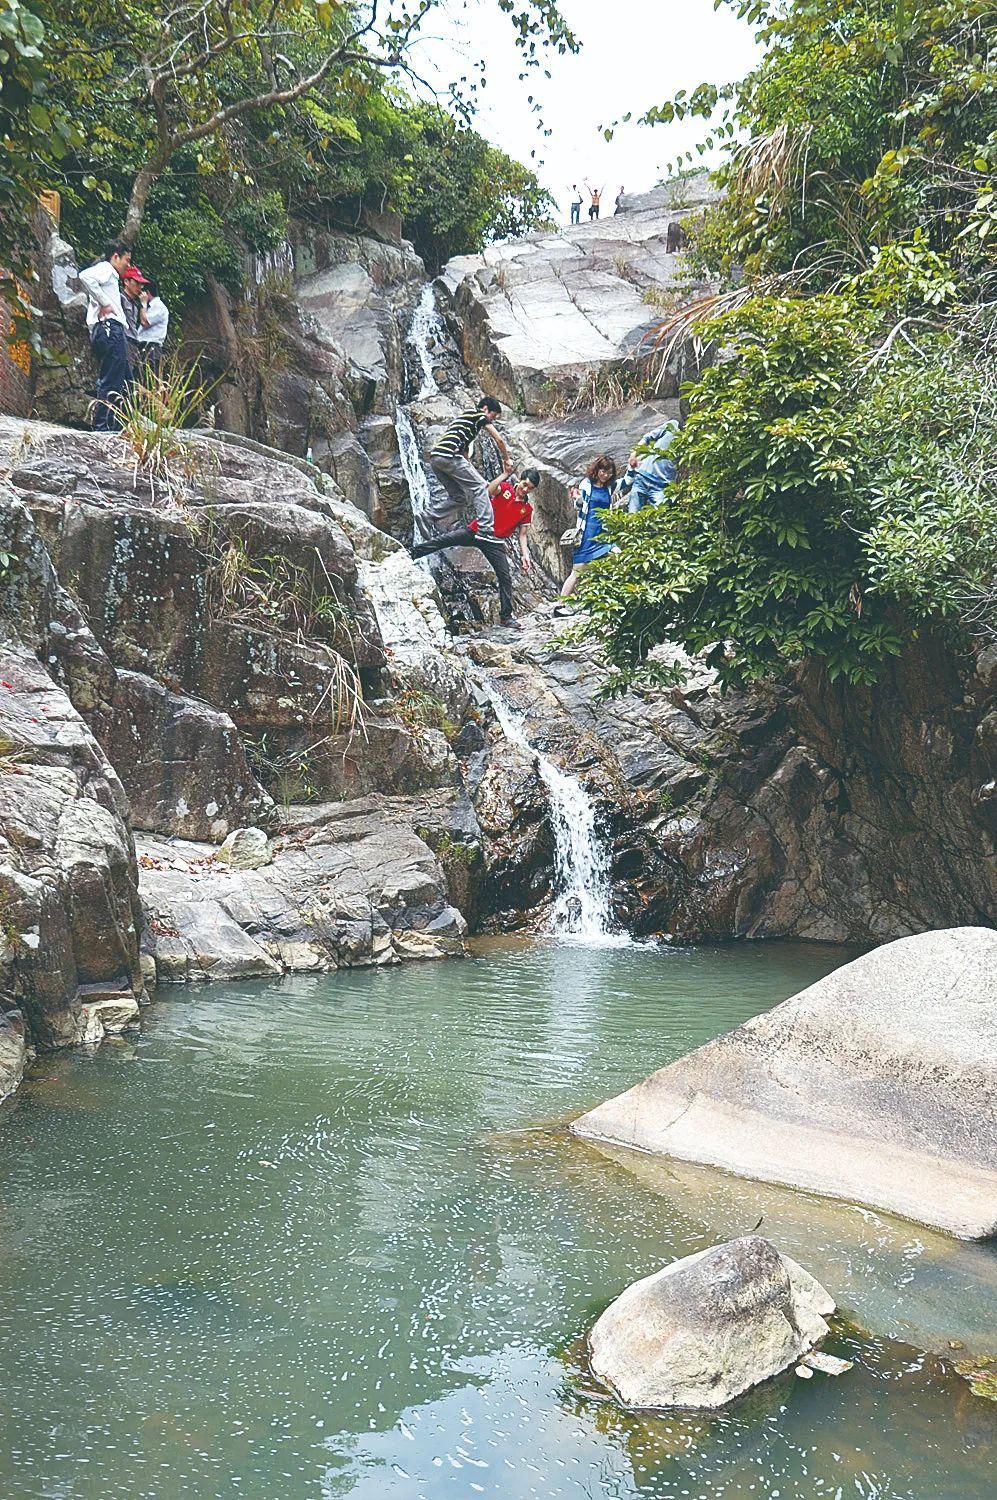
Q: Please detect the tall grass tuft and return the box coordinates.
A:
[114,358,215,503]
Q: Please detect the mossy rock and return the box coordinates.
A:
[954,1357,997,1402]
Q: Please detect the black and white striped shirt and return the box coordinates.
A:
[432,408,490,459]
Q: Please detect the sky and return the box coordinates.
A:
[411,0,761,214]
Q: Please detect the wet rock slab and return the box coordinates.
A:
[573,927,997,1239]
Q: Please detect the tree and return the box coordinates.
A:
[42,0,577,243]
[0,0,77,277]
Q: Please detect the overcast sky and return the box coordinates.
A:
[412,0,760,214]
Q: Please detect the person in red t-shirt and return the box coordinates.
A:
[411,467,540,629]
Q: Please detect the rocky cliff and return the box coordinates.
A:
[3,185,994,1101]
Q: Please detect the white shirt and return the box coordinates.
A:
[78,260,126,329]
[137,296,169,345]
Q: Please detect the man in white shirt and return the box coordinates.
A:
[136,276,169,375]
[78,240,132,431]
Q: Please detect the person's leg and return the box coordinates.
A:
[91,321,130,431]
[411,526,476,558]
[627,473,654,513]
[476,536,515,620]
[560,563,585,598]
[427,454,466,528]
[440,452,493,535]
[594,205,600,220]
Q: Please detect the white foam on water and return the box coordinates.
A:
[395,403,432,526]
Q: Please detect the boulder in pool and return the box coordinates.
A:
[572,927,997,1240]
[590,1236,834,1410]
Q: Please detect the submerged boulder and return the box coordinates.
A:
[589,1236,834,1410]
[573,927,997,1239]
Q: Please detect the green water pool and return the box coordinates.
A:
[0,938,994,1499]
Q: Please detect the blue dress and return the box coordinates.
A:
[573,484,613,564]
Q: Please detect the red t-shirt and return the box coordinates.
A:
[470,479,533,538]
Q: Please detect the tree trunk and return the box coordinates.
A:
[121,161,165,243]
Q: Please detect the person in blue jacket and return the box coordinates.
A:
[616,420,678,512]
[559,453,617,600]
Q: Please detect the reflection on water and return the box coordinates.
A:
[0,938,994,1499]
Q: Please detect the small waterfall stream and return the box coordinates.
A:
[476,674,623,944]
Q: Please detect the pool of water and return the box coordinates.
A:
[1,938,994,1499]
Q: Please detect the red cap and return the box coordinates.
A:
[122,267,150,285]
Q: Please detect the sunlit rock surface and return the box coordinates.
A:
[439,180,717,413]
[574,927,997,1239]
[589,1236,834,1410]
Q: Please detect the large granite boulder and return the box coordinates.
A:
[574,927,997,1238]
[139,796,468,982]
[589,1237,834,1410]
[439,182,716,414]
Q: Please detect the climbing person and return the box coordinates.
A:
[421,396,509,539]
[556,454,617,606]
[78,240,132,431]
[569,184,583,225]
[585,183,603,220]
[136,277,170,375]
[615,421,678,513]
[614,186,625,214]
[411,468,540,629]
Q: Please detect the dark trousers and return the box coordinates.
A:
[570,203,581,224]
[90,319,132,431]
[413,528,515,620]
[589,204,600,220]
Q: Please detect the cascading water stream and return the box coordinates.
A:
[476,673,625,945]
[397,285,625,945]
[395,285,446,530]
[395,404,432,526]
[407,282,445,399]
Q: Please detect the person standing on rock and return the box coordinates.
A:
[136,277,170,376]
[557,454,617,604]
[120,266,147,370]
[615,186,625,214]
[79,240,132,431]
[411,468,540,630]
[585,183,603,220]
[569,185,583,225]
[422,396,509,540]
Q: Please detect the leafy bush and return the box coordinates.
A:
[576,296,995,690]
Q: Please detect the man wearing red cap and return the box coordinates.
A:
[121,266,149,369]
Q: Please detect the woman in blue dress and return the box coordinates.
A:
[559,453,618,599]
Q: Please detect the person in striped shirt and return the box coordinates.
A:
[422,396,509,539]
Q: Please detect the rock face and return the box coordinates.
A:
[139,798,468,981]
[0,639,144,1052]
[464,613,997,944]
[589,1237,834,1410]
[573,927,997,1239]
[439,180,716,414]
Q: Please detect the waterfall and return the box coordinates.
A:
[476,674,624,945]
[407,284,444,400]
[395,404,432,527]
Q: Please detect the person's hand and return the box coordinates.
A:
[520,552,532,572]
[628,451,639,468]
[139,289,151,305]
[99,304,115,318]
[568,484,580,500]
